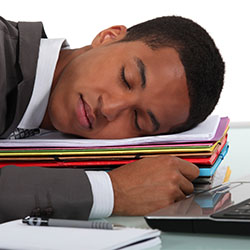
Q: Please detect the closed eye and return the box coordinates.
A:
[134,110,141,131]
[120,66,131,90]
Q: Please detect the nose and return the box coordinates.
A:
[100,93,137,121]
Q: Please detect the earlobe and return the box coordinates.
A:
[92,25,127,47]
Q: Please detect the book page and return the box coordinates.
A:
[0,220,161,250]
[0,115,220,148]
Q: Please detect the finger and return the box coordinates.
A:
[173,188,187,202]
[176,158,200,181]
[178,174,195,195]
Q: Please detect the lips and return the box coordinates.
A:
[76,95,93,129]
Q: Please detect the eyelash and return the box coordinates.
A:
[120,66,131,90]
[120,67,140,130]
[134,110,141,131]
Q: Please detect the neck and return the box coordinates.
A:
[40,45,92,130]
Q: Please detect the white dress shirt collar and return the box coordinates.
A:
[18,38,68,129]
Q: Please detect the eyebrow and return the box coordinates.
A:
[147,110,160,132]
[134,57,146,89]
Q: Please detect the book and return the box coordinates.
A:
[196,143,229,177]
[0,219,161,250]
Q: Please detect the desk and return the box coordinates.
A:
[107,127,250,250]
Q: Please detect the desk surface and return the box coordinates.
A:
[107,127,250,250]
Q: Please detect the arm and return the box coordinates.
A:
[0,166,93,223]
[0,155,198,223]
[108,155,199,215]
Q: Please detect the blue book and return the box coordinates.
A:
[199,143,229,177]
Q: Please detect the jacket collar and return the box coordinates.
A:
[1,21,47,138]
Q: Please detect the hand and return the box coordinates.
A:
[108,155,199,216]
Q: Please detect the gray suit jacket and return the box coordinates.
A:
[0,17,93,223]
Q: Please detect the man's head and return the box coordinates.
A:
[120,16,225,133]
[44,16,224,139]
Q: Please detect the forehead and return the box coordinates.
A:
[142,45,186,89]
[116,41,186,87]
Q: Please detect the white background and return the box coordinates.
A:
[1,0,250,124]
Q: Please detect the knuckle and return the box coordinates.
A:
[167,156,179,165]
[166,183,179,196]
[169,172,180,183]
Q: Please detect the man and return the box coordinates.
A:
[0,16,224,223]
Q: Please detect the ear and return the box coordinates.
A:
[91,25,127,47]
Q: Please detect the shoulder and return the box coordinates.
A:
[0,16,18,37]
[0,16,46,39]
[0,17,46,138]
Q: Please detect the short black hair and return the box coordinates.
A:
[121,16,225,133]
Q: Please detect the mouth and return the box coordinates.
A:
[76,95,94,129]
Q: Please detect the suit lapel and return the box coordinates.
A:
[1,22,47,138]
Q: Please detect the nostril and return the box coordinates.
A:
[97,95,110,121]
[99,93,129,122]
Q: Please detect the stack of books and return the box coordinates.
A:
[0,115,230,191]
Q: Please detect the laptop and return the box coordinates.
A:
[145,175,250,235]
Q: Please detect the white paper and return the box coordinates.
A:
[0,115,219,148]
[0,220,161,250]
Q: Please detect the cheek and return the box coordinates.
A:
[48,93,68,131]
[47,81,76,133]
[87,118,138,139]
